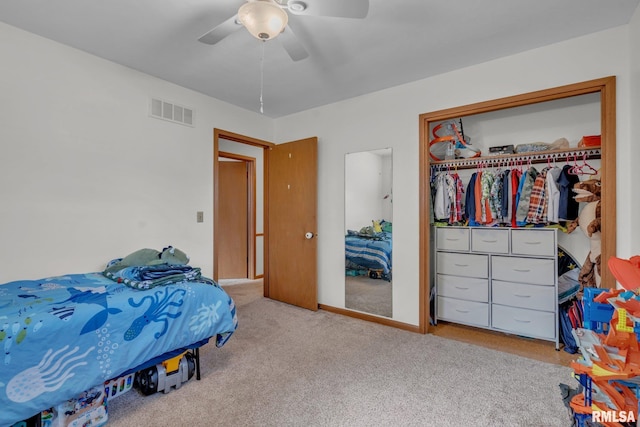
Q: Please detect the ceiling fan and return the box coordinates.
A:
[197,0,369,62]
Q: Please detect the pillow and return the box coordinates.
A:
[372,220,382,233]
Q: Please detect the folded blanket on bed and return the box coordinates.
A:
[104,264,210,290]
[103,246,211,290]
[104,246,189,272]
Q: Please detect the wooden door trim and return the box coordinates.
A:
[419,76,617,334]
[213,129,274,295]
[219,151,257,279]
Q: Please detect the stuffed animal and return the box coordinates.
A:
[566,178,602,288]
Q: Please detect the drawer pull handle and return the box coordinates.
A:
[514,294,531,298]
[454,263,469,267]
[445,238,460,241]
[455,309,470,313]
[513,268,531,273]
[481,239,497,243]
[514,319,531,323]
[524,241,541,245]
[454,286,469,290]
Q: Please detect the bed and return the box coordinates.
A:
[0,247,238,426]
[345,221,392,280]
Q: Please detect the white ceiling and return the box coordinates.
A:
[1,0,638,118]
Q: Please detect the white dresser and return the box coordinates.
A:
[434,226,558,349]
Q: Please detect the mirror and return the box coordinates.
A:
[345,148,393,317]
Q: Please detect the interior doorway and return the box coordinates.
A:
[213,129,318,311]
[213,129,272,288]
[218,152,255,279]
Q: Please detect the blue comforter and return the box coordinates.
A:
[345,232,392,275]
[0,272,237,425]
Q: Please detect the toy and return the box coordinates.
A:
[564,257,640,426]
[608,256,640,292]
[569,313,640,425]
[567,178,602,289]
[135,351,196,396]
[428,119,480,161]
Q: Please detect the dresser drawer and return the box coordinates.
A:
[436,227,470,251]
[471,228,509,253]
[491,256,555,286]
[437,252,488,278]
[492,280,555,311]
[491,305,555,340]
[437,296,489,327]
[511,229,556,256]
[437,275,488,303]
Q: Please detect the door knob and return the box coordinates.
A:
[305,232,315,239]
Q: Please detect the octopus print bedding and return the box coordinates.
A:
[0,254,237,426]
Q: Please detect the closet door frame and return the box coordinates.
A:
[418,76,617,334]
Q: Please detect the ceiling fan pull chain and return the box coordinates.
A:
[260,40,265,114]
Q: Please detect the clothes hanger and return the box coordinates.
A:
[568,154,580,175]
[579,153,598,176]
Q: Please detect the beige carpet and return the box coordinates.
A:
[107,281,573,426]
[345,275,392,318]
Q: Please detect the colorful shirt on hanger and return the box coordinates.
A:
[480,169,496,225]
[526,167,550,224]
[557,164,580,221]
[545,166,562,223]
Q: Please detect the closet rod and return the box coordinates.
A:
[431,147,601,169]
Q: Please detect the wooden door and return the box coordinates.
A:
[218,160,248,279]
[267,137,318,310]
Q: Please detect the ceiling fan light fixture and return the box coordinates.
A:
[238,0,289,41]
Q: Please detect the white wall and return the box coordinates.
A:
[380,155,393,222]
[274,26,633,326]
[345,151,390,232]
[629,6,640,259]
[0,22,273,282]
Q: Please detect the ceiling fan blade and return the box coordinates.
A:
[287,0,369,19]
[198,14,241,45]
[279,25,309,62]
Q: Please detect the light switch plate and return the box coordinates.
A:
[196,211,204,223]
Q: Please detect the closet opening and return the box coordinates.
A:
[418,76,617,339]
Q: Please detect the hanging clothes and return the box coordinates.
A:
[465,173,478,226]
[490,169,504,224]
[545,166,562,223]
[516,166,539,226]
[557,164,580,221]
[480,169,496,225]
[526,167,550,224]
[432,171,465,224]
[435,156,587,228]
[510,168,521,227]
[500,169,511,221]
[513,169,528,226]
[433,172,450,221]
[475,170,483,224]
[449,173,465,224]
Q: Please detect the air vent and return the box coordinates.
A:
[149,98,194,127]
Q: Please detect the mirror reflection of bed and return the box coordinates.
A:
[345,148,392,318]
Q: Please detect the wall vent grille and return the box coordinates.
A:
[149,98,194,127]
